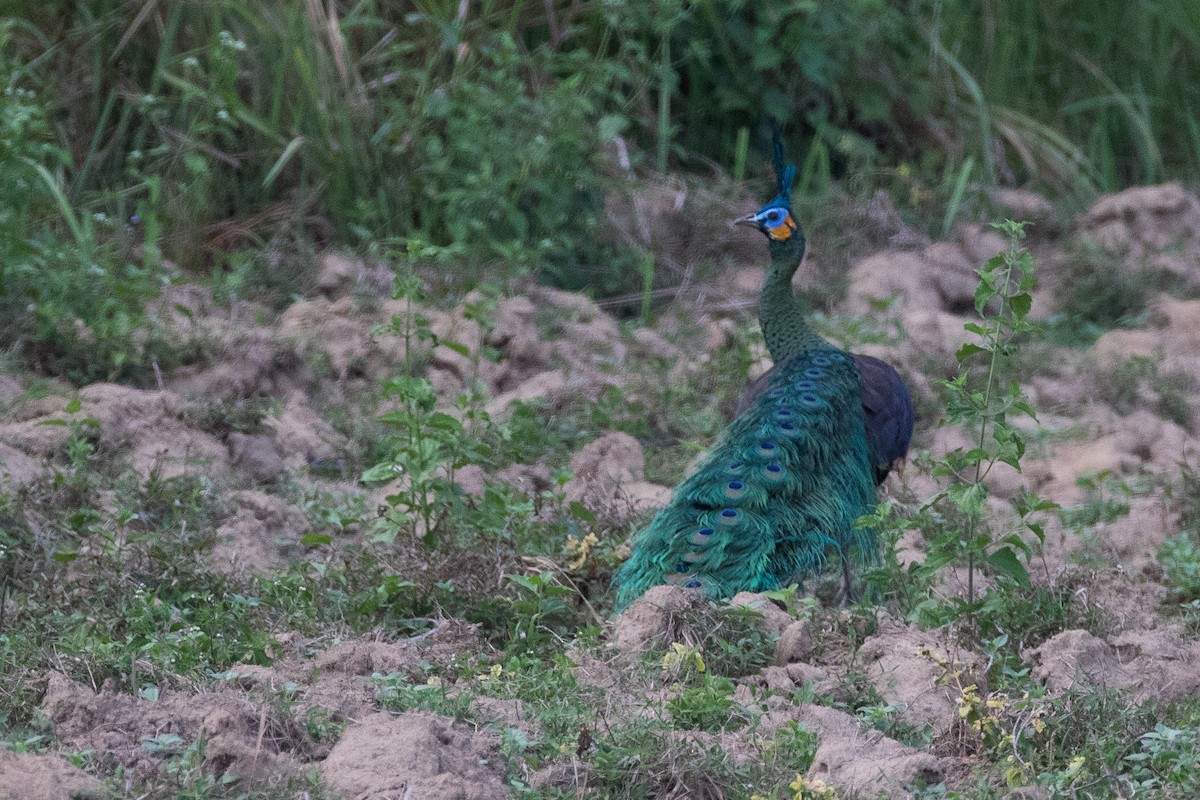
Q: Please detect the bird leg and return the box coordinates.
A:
[837,553,857,607]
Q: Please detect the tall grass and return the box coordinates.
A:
[12,1,628,270]
[2,0,1199,322]
[934,0,1200,190]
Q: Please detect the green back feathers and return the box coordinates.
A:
[612,344,876,611]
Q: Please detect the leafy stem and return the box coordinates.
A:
[885,220,1059,627]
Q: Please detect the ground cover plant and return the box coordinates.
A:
[3,2,1200,798]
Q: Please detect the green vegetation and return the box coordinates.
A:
[1160,462,1200,602]
[864,223,1058,632]
[2,2,1200,798]
[2,1,1200,380]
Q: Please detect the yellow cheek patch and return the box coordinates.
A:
[766,214,797,241]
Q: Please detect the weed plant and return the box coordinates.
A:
[0,39,166,382]
[865,222,1058,630]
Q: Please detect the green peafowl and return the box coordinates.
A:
[612,141,912,612]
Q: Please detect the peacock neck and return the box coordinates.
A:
[759,240,825,363]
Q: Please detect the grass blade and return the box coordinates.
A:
[23,158,86,247]
[263,136,306,190]
[941,156,974,238]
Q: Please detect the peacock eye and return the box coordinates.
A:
[766,210,782,224]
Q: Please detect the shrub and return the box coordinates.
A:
[1159,533,1200,602]
[0,36,164,383]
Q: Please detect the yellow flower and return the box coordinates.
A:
[661,642,705,674]
[789,774,839,799]
[475,663,503,683]
[565,533,599,570]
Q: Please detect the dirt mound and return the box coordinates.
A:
[610,585,708,654]
[274,282,635,417]
[149,283,263,338]
[0,381,358,490]
[0,384,231,480]
[483,295,553,394]
[278,292,524,401]
[727,591,795,636]
[858,621,985,740]
[564,431,671,517]
[0,749,105,800]
[1081,183,1200,266]
[0,374,22,406]
[169,329,306,402]
[42,672,306,784]
[210,490,310,573]
[1024,626,1200,703]
[313,252,393,299]
[319,711,508,800]
[265,393,347,469]
[225,622,483,720]
[0,441,44,488]
[280,295,436,383]
[787,702,945,799]
[892,309,975,368]
[152,284,310,401]
[847,224,1007,317]
[226,431,286,483]
[1001,406,1198,511]
[485,287,634,415]
[1093,297,1200,414]
[992,187,1057,226]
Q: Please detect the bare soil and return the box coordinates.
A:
[4,182,1200,798]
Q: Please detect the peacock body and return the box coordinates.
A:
[612,144,904,612]
[738,347,914,487]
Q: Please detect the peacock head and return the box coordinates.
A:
[734,133,804,260]
[733,197,798,243]
[733,173,806,273]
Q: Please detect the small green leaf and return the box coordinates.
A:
[362,462,402,483]
[598,114,628,142]
[183,152,209,176]
[262,136,304,189]
[947,481,988,515]
[1011,400,1038,419]
[441,339,471,357]
[963,447,991,463]
[569,501,597,522]
[426,412,464,433]
[986,546,1031,587]
[301,533,333,547]
[508,574,540,593]
[1009,293,1032,318]
[956,343,986,362]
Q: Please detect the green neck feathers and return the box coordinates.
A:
[759,227,825,362]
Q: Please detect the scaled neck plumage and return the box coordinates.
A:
[759,229,826,363]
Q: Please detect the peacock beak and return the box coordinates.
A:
[732,212,761,229]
